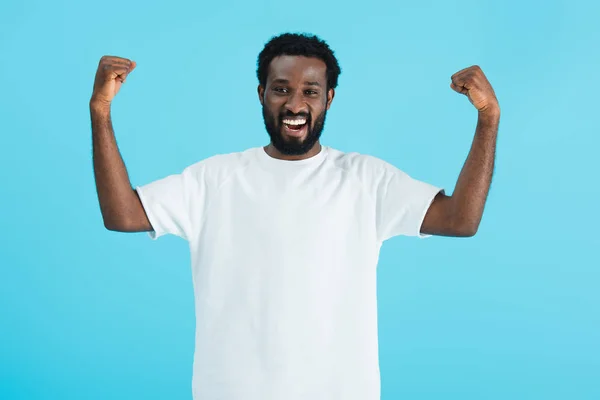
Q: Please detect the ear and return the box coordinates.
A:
[258,85,265,106]
[326,88,335,110]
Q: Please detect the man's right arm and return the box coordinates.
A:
[90,56,152,232]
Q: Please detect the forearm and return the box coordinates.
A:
[90,102,138,229]
[450,108,500,234]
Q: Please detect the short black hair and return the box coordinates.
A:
[257,33,342,90]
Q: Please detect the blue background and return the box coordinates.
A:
[1,0,598,399]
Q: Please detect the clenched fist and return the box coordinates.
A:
[91,56,136,107]
[450,66,499,115]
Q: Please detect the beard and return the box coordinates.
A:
[262,106,327,156]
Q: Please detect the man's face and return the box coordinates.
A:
[259,56,334,156]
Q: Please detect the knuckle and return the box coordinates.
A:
[100,55,130,64]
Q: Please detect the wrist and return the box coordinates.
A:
[478,104,500,122]
[89,97,112,115]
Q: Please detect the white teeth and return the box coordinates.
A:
[283,119,306,125]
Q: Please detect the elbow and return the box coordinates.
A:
[452,218,479,237]
[103,219,120,231]
[460,226,478,237]
[102,216,128,232]
[102,213,150,233]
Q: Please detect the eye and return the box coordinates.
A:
[305,90,319,96]
[273,87,288,94]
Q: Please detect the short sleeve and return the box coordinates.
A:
[376,163,444,242]
[135,166,201,241]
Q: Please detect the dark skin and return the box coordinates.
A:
[258,56,334,160]
[90,55,499,238]
[90,56,152,232]
[258,58,500,238]
[421,66,500,237]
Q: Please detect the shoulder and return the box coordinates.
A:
[182,147,257,184]
[326,147,403,181]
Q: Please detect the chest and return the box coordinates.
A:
[199,169,377,250]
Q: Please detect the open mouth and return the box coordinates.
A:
[282,118,308,137]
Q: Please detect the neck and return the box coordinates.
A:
[264,141,322,161]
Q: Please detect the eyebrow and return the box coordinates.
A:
[271,79,322,87]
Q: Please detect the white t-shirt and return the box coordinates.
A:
[135,145,443,400]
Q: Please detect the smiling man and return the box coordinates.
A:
[259,53,334,158]
[90,33,500,400]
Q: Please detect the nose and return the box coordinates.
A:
[285,90,308,115]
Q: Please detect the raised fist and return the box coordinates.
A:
[450,65,499,115]
[91,56,136,106]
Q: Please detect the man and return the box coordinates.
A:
[90,33,499,400]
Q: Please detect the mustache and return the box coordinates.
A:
[280,111,310,120]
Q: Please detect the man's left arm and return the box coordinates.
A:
[421,65,500,237]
